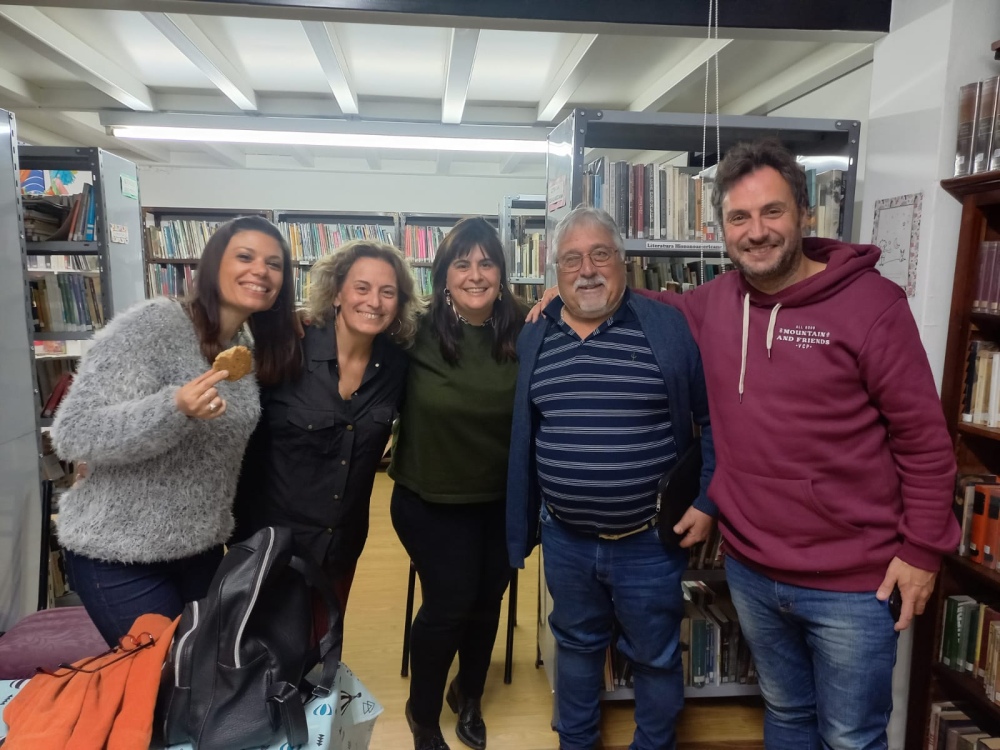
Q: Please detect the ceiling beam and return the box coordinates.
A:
[721,43,873,116]
[499,153,523,174]
[11,119,81,147]
[536,34,598,123]
[200,142,245,167]
[0,5,153,111]
[628,39,732,113]
[288,146,314,168]
[0,69,38,106]
[366,153,381,171]
[142,12,257,110]
[441,27,480,124]
[301,20,358,116]
[435,151,451,175]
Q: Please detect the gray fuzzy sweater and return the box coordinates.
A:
[52,297,260,564]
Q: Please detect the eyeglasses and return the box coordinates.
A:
[36,631,156,677]
[554,247,619,272]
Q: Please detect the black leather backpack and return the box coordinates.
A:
[157,526,342,750]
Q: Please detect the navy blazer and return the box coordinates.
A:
[505,291,717,568]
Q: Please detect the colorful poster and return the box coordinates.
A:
[18,169,91,196]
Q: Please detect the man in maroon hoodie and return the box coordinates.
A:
[658,140,959,750]
[530,139,958,749]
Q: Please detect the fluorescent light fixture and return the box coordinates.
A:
[112,125,548,154]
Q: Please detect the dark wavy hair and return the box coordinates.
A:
[429,216,523,365]
[185,215,300,385]
[712,138,810,220]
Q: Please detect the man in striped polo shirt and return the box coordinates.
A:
[507,206,716,750]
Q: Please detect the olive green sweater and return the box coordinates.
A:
[389,314,519,504]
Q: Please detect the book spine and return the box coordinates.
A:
[956,81,982,176]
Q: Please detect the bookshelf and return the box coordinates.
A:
[498,194,546,302]
[905,170,1000,746]
[399,212,499,295]
[22,147,144,433]
[545,108,859,289]
[274,209,399,305]
[142,206,272,299]
[0,108,44,628]
[143,207,399,304]
[18,146,144,610]
[535,109,862,709]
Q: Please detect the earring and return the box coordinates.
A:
[389,318,402,337]
[497,284,504,302]
[444,289,453,307]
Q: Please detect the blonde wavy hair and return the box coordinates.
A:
[307,240,422,346]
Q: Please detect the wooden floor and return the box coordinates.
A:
[343,472,765,750]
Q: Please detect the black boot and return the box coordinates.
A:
[405,700,451,750]
[445,678,487,750]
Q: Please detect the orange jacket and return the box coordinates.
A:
[2,613,178,750]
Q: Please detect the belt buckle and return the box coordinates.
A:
[597,517,656,541]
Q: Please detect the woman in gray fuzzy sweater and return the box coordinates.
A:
[51,216,301,646]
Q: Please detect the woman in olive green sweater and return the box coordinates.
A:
[389,217,525,750]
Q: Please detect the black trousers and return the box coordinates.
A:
[391,483,511,728]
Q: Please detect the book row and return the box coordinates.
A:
[21,184,97,243]
[603,581,757,692]
[149,264,318,308]
[146,220,229,260]
[276,222,395,262]
[25,254,100,272]
[582,158,846,243]
[584,159,718,243]
[928,701,1000,749]
[512,230,546,279]
[148,262,196,299]
[939,594,1000,683]
[35,358,74,419]
[28,273,105,333]
[973,241,1000,314]
[955,75,1000,177]
[955,474,1000,566]
[961,341,1000,427]
[625,256,729,294]
[402,225,448,262]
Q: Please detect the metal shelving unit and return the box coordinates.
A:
[0,108,43,629]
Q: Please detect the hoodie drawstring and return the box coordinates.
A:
[738,294,782,403]
[766,303,782,359]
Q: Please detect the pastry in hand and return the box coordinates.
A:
[212,345,252,381]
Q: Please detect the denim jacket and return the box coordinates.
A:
[505,291,717,568]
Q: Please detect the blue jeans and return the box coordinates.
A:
[540,506,686,750]
[724,556,898,750]
[64,546,224,647]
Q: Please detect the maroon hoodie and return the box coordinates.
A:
[642,237,958,591]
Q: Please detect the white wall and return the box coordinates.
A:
[137,166,545,216]
[771,64,873,244]
[861,0,1000,389]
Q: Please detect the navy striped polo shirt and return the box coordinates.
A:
[531,290,677,534]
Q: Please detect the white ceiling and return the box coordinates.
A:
[0,2,879,178]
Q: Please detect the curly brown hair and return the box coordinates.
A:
[307,240,423,346]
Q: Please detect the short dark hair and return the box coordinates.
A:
[186,215,300,386]
[712,138,809,220]
[429,216,524,365]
